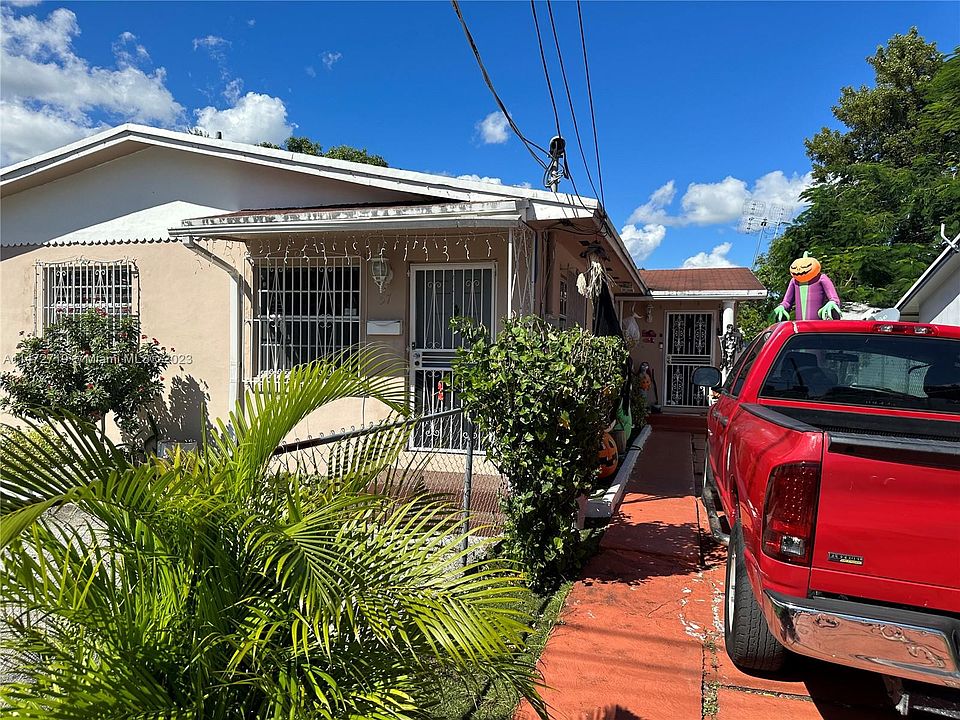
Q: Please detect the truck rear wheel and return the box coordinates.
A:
[724,523,786,672]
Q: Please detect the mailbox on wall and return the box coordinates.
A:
[367,319,402,336]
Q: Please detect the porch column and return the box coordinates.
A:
[721,300,736,333]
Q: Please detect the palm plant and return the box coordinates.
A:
[0,350,546,719]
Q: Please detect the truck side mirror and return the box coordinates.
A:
[692,366,721,388]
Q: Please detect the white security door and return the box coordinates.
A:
[664,311,715,407]
[410,264,495,449]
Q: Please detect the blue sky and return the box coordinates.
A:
[1,1,957,269]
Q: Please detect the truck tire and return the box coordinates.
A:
[724,522,785,672]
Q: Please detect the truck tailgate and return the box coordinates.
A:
[809,429,960,612]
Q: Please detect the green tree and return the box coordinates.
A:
[259,137,389,167]
[0,353,547,719]
[756,31,959,312]
[0,310,170,437]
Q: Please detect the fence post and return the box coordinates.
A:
[461,414,474,563]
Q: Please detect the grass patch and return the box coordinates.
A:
[425,580,573,720]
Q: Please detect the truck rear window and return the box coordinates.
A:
[760,333,960,414]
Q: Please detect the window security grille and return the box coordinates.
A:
[254,257,361,374]
[38,261,137,330]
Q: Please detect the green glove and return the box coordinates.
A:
[818,301,841,320]
[773,305,791,322]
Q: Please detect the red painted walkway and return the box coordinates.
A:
[516,430,900,720]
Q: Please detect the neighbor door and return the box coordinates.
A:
[410,264,495,449]
[664,311,715,407]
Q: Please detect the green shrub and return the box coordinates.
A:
[452,316,627,590]
[0,310,170,437]
[630,377,651,431]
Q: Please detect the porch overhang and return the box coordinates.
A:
[169,200,527,239]
[617,289,769,300]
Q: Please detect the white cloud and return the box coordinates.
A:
[627,171,813,229]
[0,5,184,164]
[321,51,342,70]
[750,170,814,216]
[305,65,316,78]
[194,92,292,145]
[0,100,106,165]
[247,19,256,27]
[627,180,675,225]
[192,35,229,52]
[112,31,150,67]
[456,173,503,184]
[682,241,736,269]
[4,0,42,6]
[620,223,666,264]
[476,111,509,144]
[680,176,749,225]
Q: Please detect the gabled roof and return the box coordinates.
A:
[632,267,767,298]
[896,243,960,316]
[0,123,594,210]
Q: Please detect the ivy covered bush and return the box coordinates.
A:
[0,310,170,437]
[452,316,627,590]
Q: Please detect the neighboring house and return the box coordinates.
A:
[1,124,646,446]
[896,242,960,325]
[616,268,768,409]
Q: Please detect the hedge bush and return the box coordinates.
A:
[452,316,627,590]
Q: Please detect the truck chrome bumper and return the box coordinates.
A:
[761,590,960,689]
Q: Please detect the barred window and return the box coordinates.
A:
[39,260,137,330]
[254,257,361,374]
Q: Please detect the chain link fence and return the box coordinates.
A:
[271,409,509,540]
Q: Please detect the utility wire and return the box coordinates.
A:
[545,0,601,203]
[530,0,562,139]
[576,0,605,207]
[451,0,549,170]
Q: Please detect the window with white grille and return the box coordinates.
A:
[253,257,361,374]
[38,261,137,330]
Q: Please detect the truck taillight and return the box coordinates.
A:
[762,462,821,565]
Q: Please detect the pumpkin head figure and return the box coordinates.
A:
[789,251,822,284]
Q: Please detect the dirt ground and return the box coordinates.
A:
[515,429,918,720]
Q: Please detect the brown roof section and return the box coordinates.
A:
[638,267,765,293]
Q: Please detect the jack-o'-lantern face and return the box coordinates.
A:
[789,252,821,283]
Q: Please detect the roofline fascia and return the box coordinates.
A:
[616,290,769,300]
[596,208,647,294]
[895,244,957,311]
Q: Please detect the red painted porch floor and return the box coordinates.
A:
[515,430,902,720]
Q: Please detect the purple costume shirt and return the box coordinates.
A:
[779,273,840,320]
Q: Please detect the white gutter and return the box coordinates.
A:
[180,237,243,409]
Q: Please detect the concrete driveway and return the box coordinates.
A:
[516,429,911,720]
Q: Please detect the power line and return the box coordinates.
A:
[451,0,549,171]
[576,0,605,208]
[544,0,601,203]
[530,0,562,139]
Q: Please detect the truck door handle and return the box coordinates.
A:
[710,408,728,426]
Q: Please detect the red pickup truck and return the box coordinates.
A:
[694,320,960,710]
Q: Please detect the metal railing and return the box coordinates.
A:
[271,409,508,547]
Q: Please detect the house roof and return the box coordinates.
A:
[1,123,646,292]
[896,243,960,318]
[631,267,768,298]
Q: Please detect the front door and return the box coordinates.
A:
[664,311,715,407]
[410,264,495,449]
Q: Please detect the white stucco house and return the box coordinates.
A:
[1,124,650,446]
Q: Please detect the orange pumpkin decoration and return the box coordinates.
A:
[637,372,652,391]
[598,431,619,479]
[789,251,822,284]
